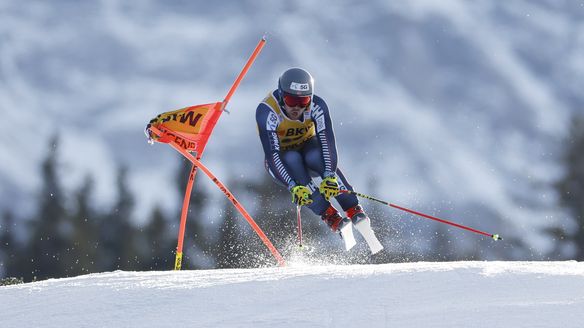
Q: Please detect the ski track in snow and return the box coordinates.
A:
[1,261,583,328]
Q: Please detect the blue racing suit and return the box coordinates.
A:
[255,90,359,216]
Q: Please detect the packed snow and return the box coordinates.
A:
[2,261,583,327]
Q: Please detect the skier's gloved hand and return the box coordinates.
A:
[291,185,313,206]
[319,176,340,201]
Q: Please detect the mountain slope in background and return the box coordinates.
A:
[1,261,583,327]
[1,1,583,258]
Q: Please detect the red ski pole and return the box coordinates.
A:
[339,190,502,241]
[296,205,303,247]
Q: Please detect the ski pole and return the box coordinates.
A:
[339,190,502,241]
[296,205,303,247]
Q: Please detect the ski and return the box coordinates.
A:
[353,217,384,254]
[338,218,357,251]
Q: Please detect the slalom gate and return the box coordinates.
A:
[146,37,286,268]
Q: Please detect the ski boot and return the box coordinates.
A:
[346,204,368,225]
[321,205,345,232]
[322,205,356,250]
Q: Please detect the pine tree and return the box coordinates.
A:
[68,175,99,275]
[556,114,584,260]
[363,174,396,263]
[25,134,72,281]
[140,205,175,270]
[216,176,278,268]
[0,210,17,278]
[430,224,458,261]
[99,164,138,271]
[249,176,299,252]
[215,195,244,268]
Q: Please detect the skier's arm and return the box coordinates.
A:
[256,104,297,189]
[312,96,338,177]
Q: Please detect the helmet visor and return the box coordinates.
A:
[283,94,311,108]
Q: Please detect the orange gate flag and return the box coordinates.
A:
[145,102,222,155]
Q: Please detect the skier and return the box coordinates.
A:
[255,67,373,235]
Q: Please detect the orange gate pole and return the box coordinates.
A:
[174,162,198,270]
[154,127,285,267]
[221,36,266,110]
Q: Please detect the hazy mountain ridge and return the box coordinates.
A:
[1,0,582,257]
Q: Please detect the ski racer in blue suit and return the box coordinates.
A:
[255,67,370,232]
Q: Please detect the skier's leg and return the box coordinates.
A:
[264,152,330,216]
[301,139,359,232]
[302,139,359,211]
[301,140,382,252]
[302,138,371,224]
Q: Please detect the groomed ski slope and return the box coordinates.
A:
[1,261,583,327]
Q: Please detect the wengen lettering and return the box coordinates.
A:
[172,134,196,150]
[159,111,204,128]
[180,111,203,127]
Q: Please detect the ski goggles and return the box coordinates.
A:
[283,94,311,108]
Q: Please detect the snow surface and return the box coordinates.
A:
[1,261,583,327]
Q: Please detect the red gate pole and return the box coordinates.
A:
[157,128,285,267]
[221,36,266,110]
[174,162,198,270]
